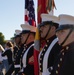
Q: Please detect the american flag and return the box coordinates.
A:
[25,0,36,27]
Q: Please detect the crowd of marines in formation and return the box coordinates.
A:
[0,13,74,75]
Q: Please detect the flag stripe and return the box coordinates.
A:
[24,0,36,26]
[46,0,56,13]
[38,0,47,23]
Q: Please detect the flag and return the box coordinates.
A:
[34,27,46,75]
[34,0,56,75]
[46,0,56,15]
[34,0,47,75]
[34,28,40,75]
[38,0,56,23]
[24,0,37,73]
[24,0,36,26]
[38,0,47,24]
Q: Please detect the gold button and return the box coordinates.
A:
[47,40,49,42]
[66,46,69,50]
[60,58,62,61]
[62,52,64,55]
[39,63,41,66]
[40,68,41,70]
[45,45,48,47]
[56,70,58,74]
[43,49,45,51]
[58,64,60,67]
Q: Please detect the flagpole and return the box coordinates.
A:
[52,0,54,15]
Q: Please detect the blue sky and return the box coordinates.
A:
[0,0,74,40]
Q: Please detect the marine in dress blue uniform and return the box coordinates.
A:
[38,14,61,75]
[50,14,74,75]
[5,29,22,75]
[18,24,36,75]
[13,30,22,62]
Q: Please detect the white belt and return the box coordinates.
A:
[39,69,50,75]
[14,65,21,68]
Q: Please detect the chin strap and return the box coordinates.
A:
[43,25,51,39]
[24,32,31,44]
[61,28,73,46]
